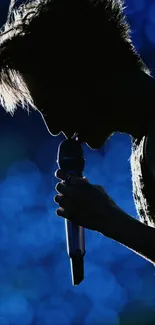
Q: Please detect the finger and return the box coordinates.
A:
[55,169,66,180]
[54,194,64,206]
[55,182,76,196]
[55,182,65,194]
[68,175,88,185]
[54,193,75,211]
[56,208,79,228]
[56,207,65,217]
[56,208,77,223]
[55,169,88,185]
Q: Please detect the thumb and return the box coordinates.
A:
[69,175,89,185]
[55,169,88,185]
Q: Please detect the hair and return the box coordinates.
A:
[131,135,155,228]
[130,138,150,225]
[0,0,150,116]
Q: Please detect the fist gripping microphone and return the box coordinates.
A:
[57,134,86,285]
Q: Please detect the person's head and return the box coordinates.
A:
[0,0,149,148]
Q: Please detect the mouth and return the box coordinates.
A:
[62,131,78,139]
[62,131,88,145]
[61,131,103,149]
[75,133,96,149]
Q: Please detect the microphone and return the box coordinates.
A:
[57,135,86,285]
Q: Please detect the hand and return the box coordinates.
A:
[54,169,120,235]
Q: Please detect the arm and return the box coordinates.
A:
[100,207,155,264]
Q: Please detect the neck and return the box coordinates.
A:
[112,70,155,140]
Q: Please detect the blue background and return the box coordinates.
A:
[0,0,155,324]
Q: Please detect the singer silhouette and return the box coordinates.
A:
[0,0,155,264]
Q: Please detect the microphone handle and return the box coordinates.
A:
[57,137,86,286]
[65,170,86,286]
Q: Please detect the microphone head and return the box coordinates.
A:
[57,138,85,173]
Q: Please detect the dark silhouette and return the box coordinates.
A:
[1,0,155,264]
